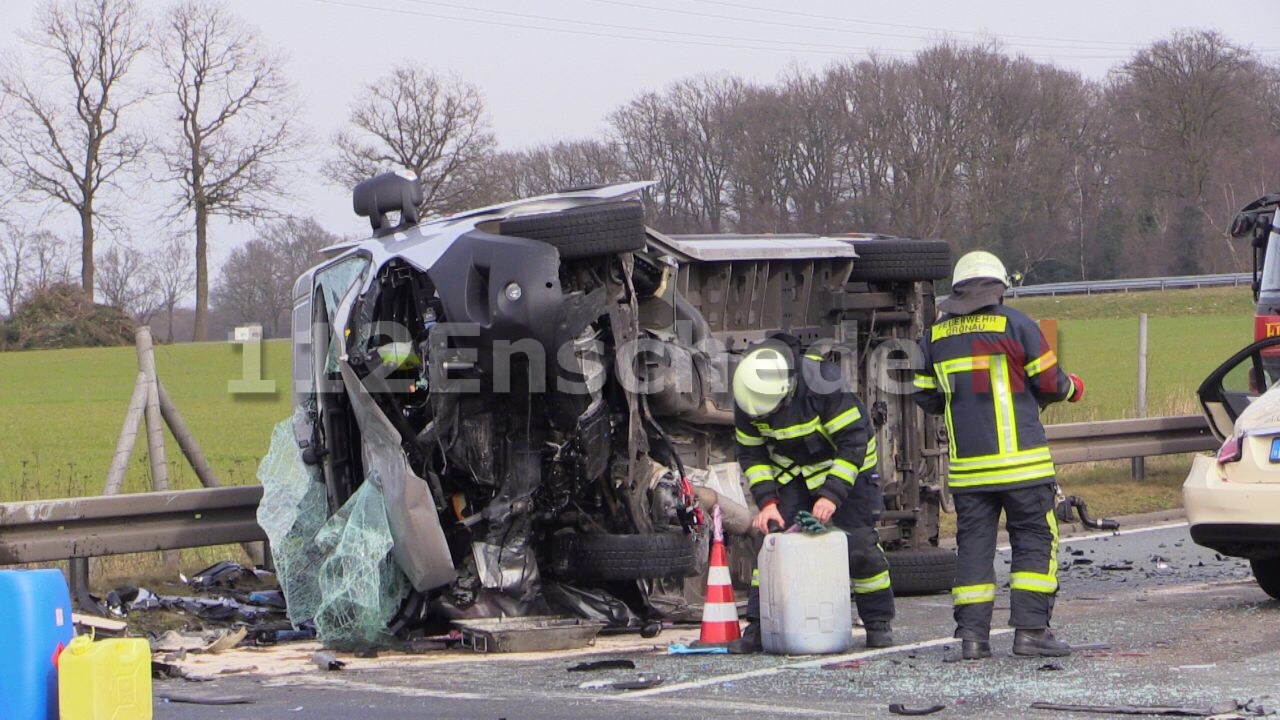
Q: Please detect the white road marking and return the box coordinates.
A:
[261,676,487,700]
[618,629,1015,699]
[998,520,1188,552]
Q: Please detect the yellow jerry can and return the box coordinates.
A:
[57,635,152,720]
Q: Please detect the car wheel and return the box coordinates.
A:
[848,239,952,282]
[549,532,700,581]
[1250,557,1280,600]
[498,202,647,260]
[886,547,956,596]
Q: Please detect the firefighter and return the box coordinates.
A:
[728,333,895,654]
[913,251,1084,660]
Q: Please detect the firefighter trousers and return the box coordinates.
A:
[745,475,895,624]
[952,483,1060,640]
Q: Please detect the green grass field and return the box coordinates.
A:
[1012,287,1255,423]
[0,340,294,503]
[0,286,1257,576]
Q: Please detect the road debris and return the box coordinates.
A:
[1068,643,1112,651]
[888,704,946,716]
[608,675,663,691]
[567,659,636,672]
[158,692,254,706]
[667,643,727,654]
[1030,700,1241,716]
[151,627,247,655]
[311,650,347,671]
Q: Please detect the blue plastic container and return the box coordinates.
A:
[0,569,75,720]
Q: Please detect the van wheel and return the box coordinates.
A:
[498,202,647,260]
[1251,557,1280,599]
[886,548,956,596]
[549,532,699,581]
[848,239,952,282]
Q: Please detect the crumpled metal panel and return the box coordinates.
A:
[338,361,455,592]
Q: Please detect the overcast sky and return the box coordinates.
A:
[3,0,1280,273]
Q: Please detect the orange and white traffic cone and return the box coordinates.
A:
[699,504,741,645]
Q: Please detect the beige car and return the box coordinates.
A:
[1184,336,1280,599]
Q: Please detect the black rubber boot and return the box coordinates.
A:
[865,621,894,648]
[728,620,763,654]
[961,639,992,659]
[1012,629,1072,657]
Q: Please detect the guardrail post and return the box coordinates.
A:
[1132,313,1148,480]
[67,557,101,613]
[136,327,179,572]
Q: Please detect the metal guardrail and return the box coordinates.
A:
[0,415,1220,607]
[0,485,265,566]
[0,485,266,610]
[1045,414,1218,464]
[1006,273,1251,298]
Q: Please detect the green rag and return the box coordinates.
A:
[794,510,829,534]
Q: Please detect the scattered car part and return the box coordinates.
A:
[1029,700,1240,716]
[567,659,636,672]
[311,651,346,671]
[666,643,728,654]
[158,693,254,706]
[456,617,605,653]
[888,704,946,716]
[1054,494,1120,531]
[609,675,663,691]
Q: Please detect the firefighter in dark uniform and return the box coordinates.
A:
[913,251,1085,659]
[728,334,895,653]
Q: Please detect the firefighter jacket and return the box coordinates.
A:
[912,303,1078,493]
[735,352,876,508]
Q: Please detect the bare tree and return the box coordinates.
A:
[212,217,338,337]
[151,234,194,342]
[0,225,29,316]
[0,0,149,296]
[96,238,158,320]
[325,65,496,217]
[484,140,626,200]
[28,231,76,294]
[158,0,301,340]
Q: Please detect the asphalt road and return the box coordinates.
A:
[154,522,1279,719]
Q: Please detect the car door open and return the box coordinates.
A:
[1197,336,1280,440]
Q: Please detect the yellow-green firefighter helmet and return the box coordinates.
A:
[732,346,794,417]
[952,250,1010,287]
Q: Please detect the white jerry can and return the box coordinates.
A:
[758,531,853,654]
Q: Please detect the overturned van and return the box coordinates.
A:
[261,173,955,647]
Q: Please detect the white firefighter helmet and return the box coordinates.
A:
[952,250,1010,287]
[733,346,794,417]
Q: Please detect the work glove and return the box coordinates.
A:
[794,510,830,534]
[1067,373,1085,403]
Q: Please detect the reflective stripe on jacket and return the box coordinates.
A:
[912,304,1077,493]
[736,353,875,507]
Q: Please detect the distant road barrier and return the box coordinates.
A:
[0,415,1220,609]
[1007,273,1251,298]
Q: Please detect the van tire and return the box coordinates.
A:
[549,532,699,581]
[886,547,956,596]
[498,202,648,260]
[848,239,952,282]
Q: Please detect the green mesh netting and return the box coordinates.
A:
[256,413,409,650]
